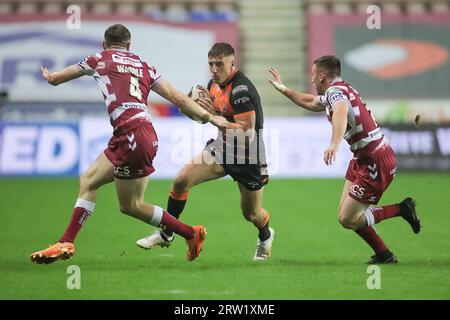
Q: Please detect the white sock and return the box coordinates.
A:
[149,205,163,227]
[363,207,375,227]
[74,198,96,226]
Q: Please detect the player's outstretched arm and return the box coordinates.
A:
[268,67,325,112]
[152,79,228,129]
[324,101,348,165]
[41,65,85,86]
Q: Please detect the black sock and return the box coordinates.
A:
[164,195,187,237]
[159,231,173,241]
[258,222,271,242]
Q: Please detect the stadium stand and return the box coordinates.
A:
[1,0,449,119]
[0,0,237,16]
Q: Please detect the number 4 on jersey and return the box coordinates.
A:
[130,76,142,100]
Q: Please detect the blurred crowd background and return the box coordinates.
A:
[1,0,449,177]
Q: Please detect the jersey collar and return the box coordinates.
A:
[331,77,344,85]
[220,69,238,88]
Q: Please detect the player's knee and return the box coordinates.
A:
[243,211,258,223]
[172,173,191,192]
[338,215,357,230]
[119,204,129,215]
[119,202,137,216]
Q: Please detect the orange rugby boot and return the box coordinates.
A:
[30,242,75,264]
[186,226,207,262]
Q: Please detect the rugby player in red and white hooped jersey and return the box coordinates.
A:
[30,24,228,264]
[269,55,421,264]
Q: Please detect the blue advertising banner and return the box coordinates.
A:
[0,122,79,176]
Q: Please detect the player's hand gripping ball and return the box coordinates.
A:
[188,84,210,101]
[181,84,213,123]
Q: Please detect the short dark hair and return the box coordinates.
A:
[104,24,131,47]
[313,55,341,77]
[208,42,235,58]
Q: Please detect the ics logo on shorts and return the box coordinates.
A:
[350,184,365,198]
[114,166,130,177]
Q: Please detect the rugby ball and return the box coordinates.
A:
[188,84,210,101]
[179,84,210,123]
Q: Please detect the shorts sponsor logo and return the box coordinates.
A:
[247,181,260,190]
[232,85,248,95]
[350,184,365,198]
[114,166,130,177]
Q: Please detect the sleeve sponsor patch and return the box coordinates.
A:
[327,90,347,106]
[232,85,248,95]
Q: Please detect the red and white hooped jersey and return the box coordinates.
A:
[316,78,386,156]
[78,49,161,134]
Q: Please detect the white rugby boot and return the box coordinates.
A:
[253,227,275,261]
[136,230,173,249]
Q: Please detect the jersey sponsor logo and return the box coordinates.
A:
[349,184,365,198]
[112,54,143,67]
[234,96,250,105]
[232,85,248,95]
[119,102,148,110]
[368,127,382,139]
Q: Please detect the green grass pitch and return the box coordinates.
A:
[0,173,449,299]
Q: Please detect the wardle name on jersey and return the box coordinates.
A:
[78,49,161,134]
[116,65,144,78]
[316,77,385,155]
